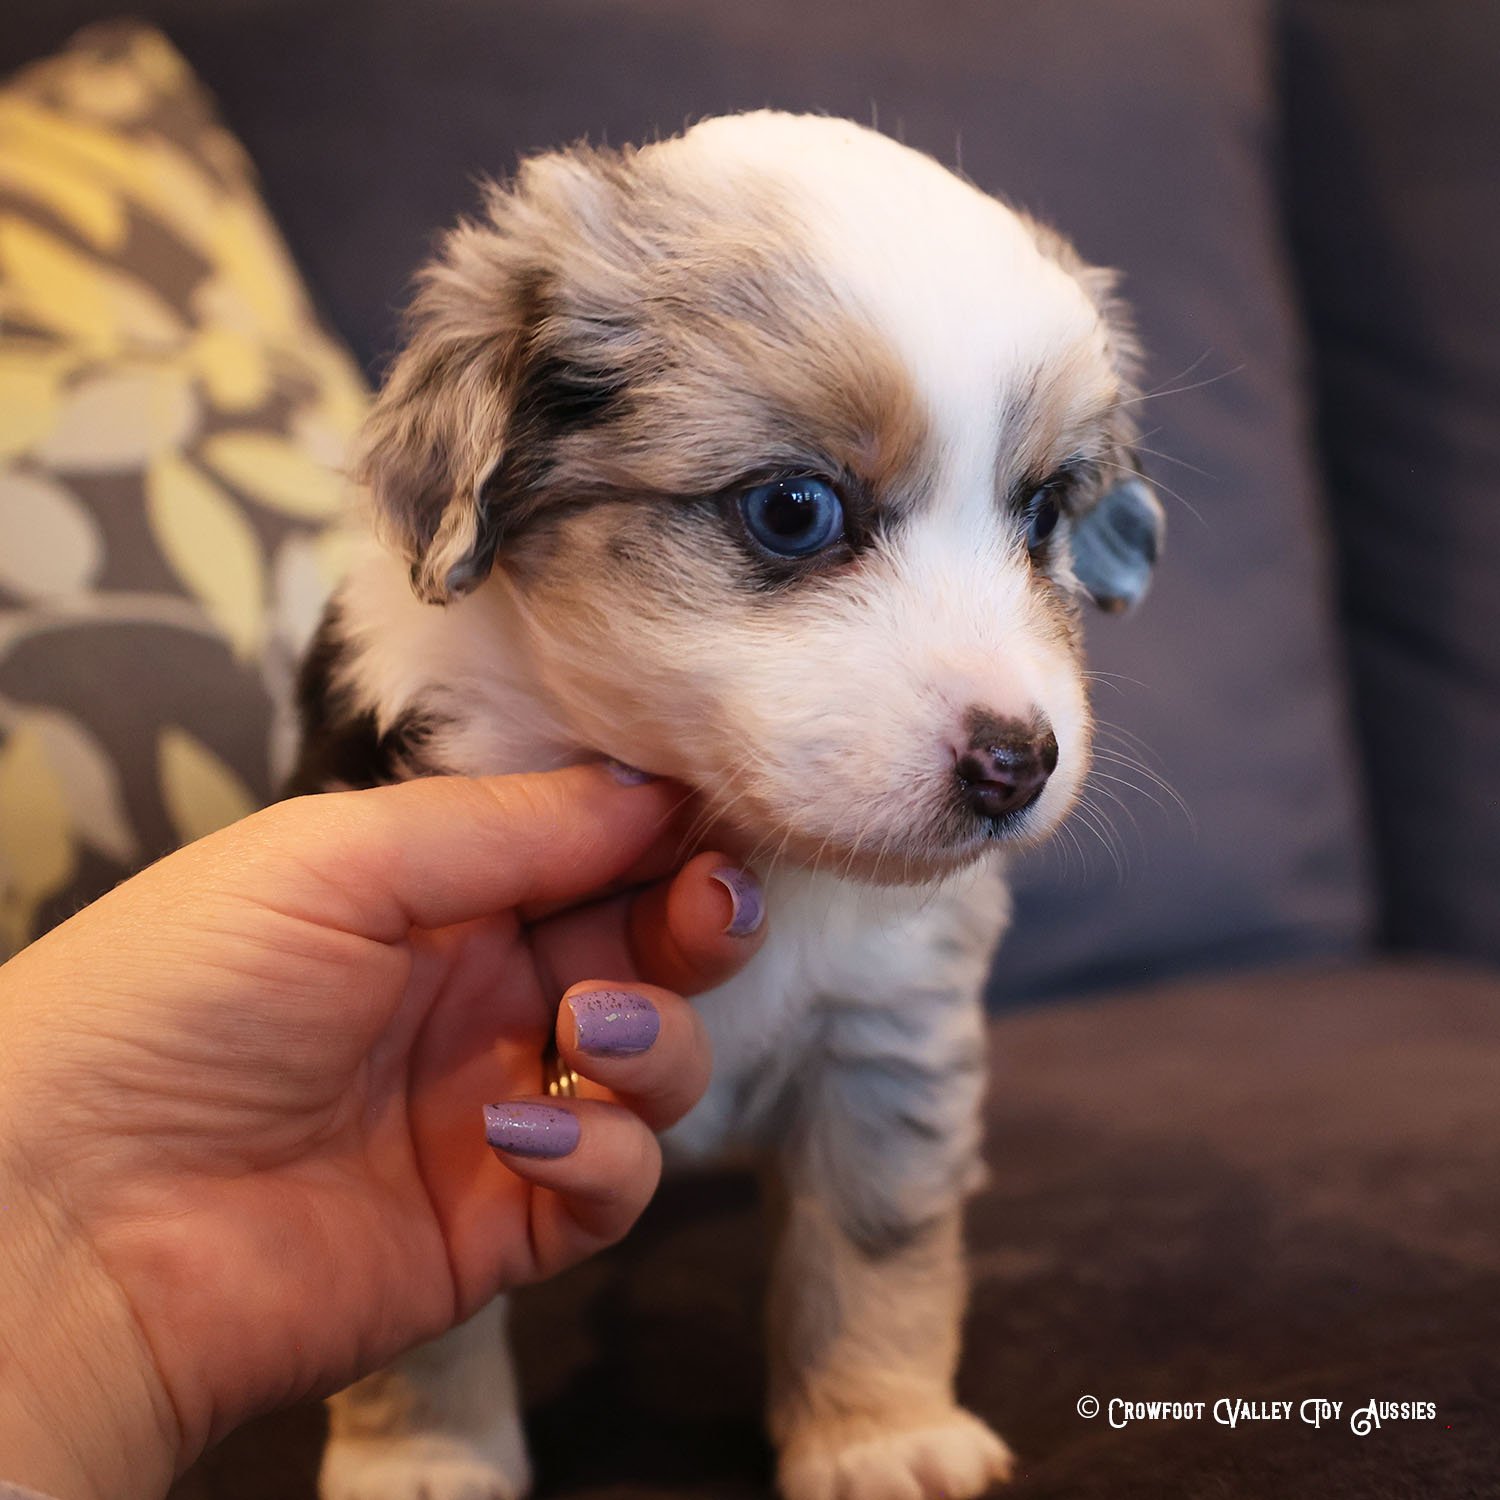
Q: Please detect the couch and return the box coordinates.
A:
[2,3,1496,1496]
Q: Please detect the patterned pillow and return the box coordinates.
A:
[0,23,368,956]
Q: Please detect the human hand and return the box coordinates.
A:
[0,765,763,1500]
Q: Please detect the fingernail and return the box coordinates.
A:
[483,1102,580,1159]
[603,758,655,785]
[567,988,661,1057]
[710,865,764,936]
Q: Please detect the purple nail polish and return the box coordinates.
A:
[567,988,661,1057]
[603,758,655,785]
[710,865,764,937]
[483,1102,580,1159]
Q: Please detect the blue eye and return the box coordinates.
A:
[739,476,845,558]
[1026,486,1062,554]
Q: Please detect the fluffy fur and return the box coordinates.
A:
[298,111,1164,1500]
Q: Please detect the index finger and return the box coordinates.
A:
[529,850,766,1003]
[216,764,697,942]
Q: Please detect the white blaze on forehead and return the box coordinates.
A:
[664,112,1106,446]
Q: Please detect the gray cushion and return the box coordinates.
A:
[1281,0,1500,967]
[179,959,1500,1497]
[3,0,1373,1000]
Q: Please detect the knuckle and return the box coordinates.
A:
[620,1120,662,1196]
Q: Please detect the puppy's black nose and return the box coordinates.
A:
[956,716,1058,821]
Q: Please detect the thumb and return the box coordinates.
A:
[182,765,694,942]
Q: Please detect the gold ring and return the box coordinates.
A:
[542,1046,579,1098]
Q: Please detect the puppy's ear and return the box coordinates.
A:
[1065,265,1165,613]
[355,234,522,604]
[1071,473,1165,613]
[1019,218,1169,613]
[359,152,636,604]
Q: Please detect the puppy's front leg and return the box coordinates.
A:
[320,1297,530,1500]
[768,1003,1013,1500]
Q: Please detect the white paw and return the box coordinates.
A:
[779,1407,1015,1500]
[319,1431,531,1500]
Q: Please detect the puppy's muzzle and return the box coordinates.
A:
[955,713,1058,823]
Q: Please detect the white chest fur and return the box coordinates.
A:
[665,861,1010,1164]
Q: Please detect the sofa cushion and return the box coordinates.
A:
[0,0,1377,1000]
[1280,1,1500,968]
[182,959,1500,1497]
[0,24,366,956]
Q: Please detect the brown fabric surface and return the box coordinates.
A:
[181,959,1500,1497]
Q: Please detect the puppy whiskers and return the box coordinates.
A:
[1068,794,1127,882]
[1090,452,1204,526]
[1088,725,1194,830]
[1118,351,1244,409]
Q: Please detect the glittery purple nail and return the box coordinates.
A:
[710,865,764,936]
[603,758,655,785]
[567,988,661,1057]
[483,1102,580,1159]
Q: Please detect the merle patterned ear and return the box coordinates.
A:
[357,149,633,606]
[353,272,519,607]
[1071,476,1165,613]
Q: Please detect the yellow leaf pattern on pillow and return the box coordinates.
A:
[0,96,224,256]
[36,361,198,471]
[26,708,139,866]
[0,346,78,456]
[0,215,185,351]
[146,454,268,658]
[0,22,371,957]
[0,147,126,250]
[0,469,104,599]
[158,726,259,845]
[0,723,77,955]
[201,431,353,519]
[188,325,273,412]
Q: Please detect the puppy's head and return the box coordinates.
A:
[360,112,1163,882]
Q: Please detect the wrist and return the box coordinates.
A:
[0,1135,180,1500]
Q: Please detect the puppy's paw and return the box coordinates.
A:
[778,1406,1014,1500]
[319,1430,531,1500]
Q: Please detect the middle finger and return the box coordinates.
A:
[555,981,712,1131]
